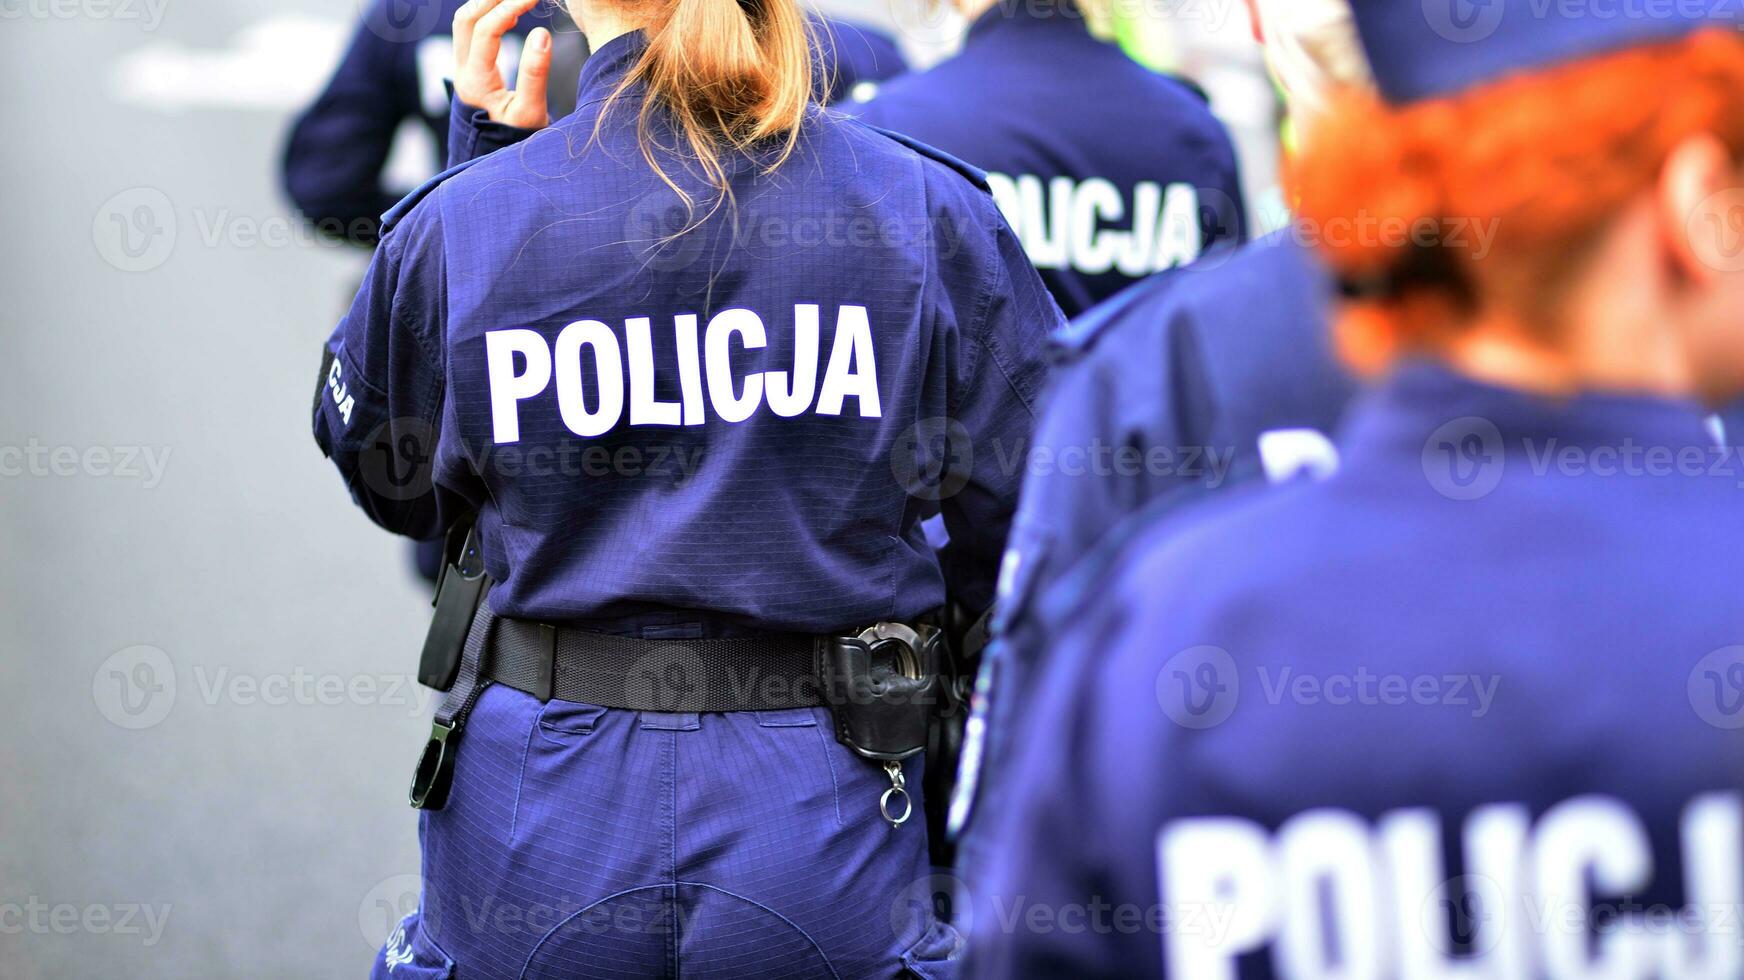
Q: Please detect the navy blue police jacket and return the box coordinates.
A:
[311,32,1059,635]
[968,361,1744,978]
[847,2,1246,317]
[282,0,568,245]
[950,232,1354,859]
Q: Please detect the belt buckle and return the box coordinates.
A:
[408,720,459,810]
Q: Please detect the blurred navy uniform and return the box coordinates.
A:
[814,15,908,103]
[968,8,1744,977]
[949,233,1354,876]
[282,0,573,246]
[849,1,1246,316]
[976,365,1744,977]
[312,27,1058,977]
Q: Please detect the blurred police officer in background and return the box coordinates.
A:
[282,0,578,247]
[848,0,1248,317]
[311,0,1059,976]
[812,11,910,104]
[971,4,1744,975]
[948,0,1369,898]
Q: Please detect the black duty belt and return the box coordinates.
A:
[412,600,944,813]
[484,616,827,712]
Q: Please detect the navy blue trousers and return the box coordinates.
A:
[372,684,961,978]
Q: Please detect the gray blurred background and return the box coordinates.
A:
[0,1,1275,975]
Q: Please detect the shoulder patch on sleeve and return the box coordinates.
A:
[379,155,486,237]
[859,124,989,192]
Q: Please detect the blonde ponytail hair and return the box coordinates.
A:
[604,0,816,218]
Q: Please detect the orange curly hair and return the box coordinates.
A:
[1288,28,1744,374]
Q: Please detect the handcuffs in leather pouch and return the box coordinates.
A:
[818,622,946,828]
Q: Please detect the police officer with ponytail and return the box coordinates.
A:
[972,3,1744,975]
[312,0,1057,975]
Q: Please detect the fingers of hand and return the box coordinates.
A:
[506,28,553,128]
[451,0,506,68]
[468,0,543,80]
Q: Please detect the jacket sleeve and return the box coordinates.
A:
[933,190,1063,614]
[445,86,541,168]
[281,12,417,246]
[311,195,470,539]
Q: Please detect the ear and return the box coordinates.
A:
[1658,132,1742,286]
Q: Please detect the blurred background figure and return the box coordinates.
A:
[847,0,1248,317]
[948,0,1369,891]
[971,5,1744,976]
[811,13,908,103]
[282,0,580,248]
